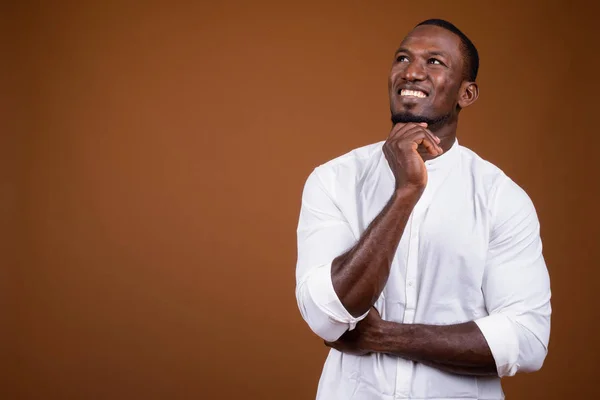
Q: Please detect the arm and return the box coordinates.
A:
[325,309,497,376]
[377,320,497,376]
[295,123,443,341]
[471,177,551,377]
[295,170,420,342]
[331,123,442,317]
[331,186,421,317]
[326,177,551,377]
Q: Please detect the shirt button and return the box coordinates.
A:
[408,280,414,287]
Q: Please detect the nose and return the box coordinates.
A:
[400,60,426,82]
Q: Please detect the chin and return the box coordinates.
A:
[391,111,451,127]
[391,111,428,124]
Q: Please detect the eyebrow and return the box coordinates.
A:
[394,47,449,58]
[428,51,449,58]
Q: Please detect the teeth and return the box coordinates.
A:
[400,89,426,98]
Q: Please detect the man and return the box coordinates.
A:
[294,19,551,400]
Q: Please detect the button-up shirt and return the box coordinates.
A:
[295,139,551,400]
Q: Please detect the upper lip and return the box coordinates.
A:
[396,85,430,96]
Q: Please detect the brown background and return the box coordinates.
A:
[2,1,599,399]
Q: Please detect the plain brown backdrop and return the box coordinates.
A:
[2,1,599,399]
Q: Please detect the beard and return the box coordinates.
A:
[390,111,452,128]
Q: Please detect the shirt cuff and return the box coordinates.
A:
[474,313,520,377]
[306,263,369,333]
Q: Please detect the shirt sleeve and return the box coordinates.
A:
[474,177,552,377]
[295,167,369,342]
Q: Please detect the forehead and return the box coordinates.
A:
[399,24,463,59]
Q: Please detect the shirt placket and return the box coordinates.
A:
[403,207,421,323]
[394,181,433,399]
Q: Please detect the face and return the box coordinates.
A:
[388,24,477,127]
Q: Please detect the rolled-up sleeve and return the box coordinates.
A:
[474,177,552,377]
[295,168,368,342]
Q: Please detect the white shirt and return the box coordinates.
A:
[295,139,551,400]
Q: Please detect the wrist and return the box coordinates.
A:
[393,185,424,203]
[368,319,394,354]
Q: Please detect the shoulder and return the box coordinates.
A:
[304,141,385,191]
[459,145,539,233]
[458,145,507,188]
[459,145,534,205]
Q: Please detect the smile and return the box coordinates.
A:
[400,89,427,98]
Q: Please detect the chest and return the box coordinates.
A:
[340,167,491,295]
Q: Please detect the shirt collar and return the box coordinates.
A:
[424,137,460,171]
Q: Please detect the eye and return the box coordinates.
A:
[428,58,444,66]
[396,55,409,63]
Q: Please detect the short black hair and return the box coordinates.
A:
[415,19,479,82]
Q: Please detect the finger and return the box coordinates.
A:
[402,126,442,155]
[420,128,443,154]
[325,342,344,352]
[389,122,421,139]
[388,123,403,138]
[401,128,442,156]
[390,122,431,138]
[402,124,441,147]
[419,126,441,145]
[415,133,442,156]
[387,124,442,157]
[398,123,441,146]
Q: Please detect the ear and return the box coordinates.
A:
[458,81,479,109]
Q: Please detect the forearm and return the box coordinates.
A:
[331,187,421,317]
[373,320,497,376]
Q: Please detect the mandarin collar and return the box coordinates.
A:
[424,138,460,171]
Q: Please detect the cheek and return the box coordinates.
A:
[433,80,460,106]
[389,66,405,87]
[432,76,449,94]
